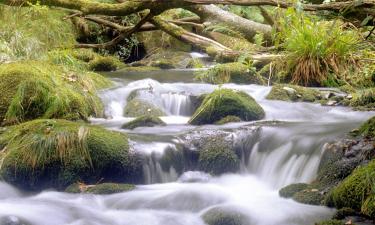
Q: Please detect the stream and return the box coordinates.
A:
[0,69,373,225]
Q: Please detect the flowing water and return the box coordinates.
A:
[0,69,373,225]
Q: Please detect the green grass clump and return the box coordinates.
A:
[89,56,124,72]
[0,5,76,62]
[189,89,265,125]
[358,116,375,138]
[121,115,166,129]
[350,88,375,110]
[0,119,141,190]
[196,62,264,85]
[276,9,360,86]
[0,61,112,125]
[330,160,375,217]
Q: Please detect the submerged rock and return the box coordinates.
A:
[195,62,265,85]
[122,115,166,129]
[189,89,265,125]
[0,119,143,191]
[0,61,111,125]
[202,206,253,225]
[266,84,321,102]
[65,182,135,194]
[124,99,166,117]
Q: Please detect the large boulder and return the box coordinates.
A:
[189,89,265,125]
[124,99,166,117]
[0,61,112,125]
[195,62,265,85]
[199,145,240,175]
[0,119,142,191]
[122,115,166,129]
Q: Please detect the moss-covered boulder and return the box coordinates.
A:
[124,99,166,117]
[279,183,309,198]
[292,189,325,205]
[0,61,112,125]
[0,119,142,191]
[359,116,375,138]
[189,89,265,125]
[215,116,242,125]
[89,56,124,71]
[202,206,252,225]
[122,115,166,129]
[266,84,321,102]
[195,62,265,85]
[65,182,135,194]
[198,145,240,175]
[330,160,375,218]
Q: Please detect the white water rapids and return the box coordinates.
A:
[0,70,373,225]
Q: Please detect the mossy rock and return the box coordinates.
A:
[134,50,192,69]
[316,220,345,225]
[89,56,124,71]
[121,115,166,129]
[124,99,166,117]
[292,189,325,205]
[150,59,175,69]
[215,116,242,125]
[359,116,375,138]
[195,62,265,85]
[202,206,252,225]
[125,66,161,72]
[0,61,112,125]
[198,145,240,176]
[330,160,375,217]
[0,119,142,191]
[279,183,309,198]
[65,182,135,194]
[186,58,204,69]
[266,84,321,102]
[189,89,265,125]
[350,88,375,110]
[333,207,357,219]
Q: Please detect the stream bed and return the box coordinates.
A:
[0,69,373,225]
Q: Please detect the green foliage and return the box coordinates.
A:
[330,160,375,217]
[189,88,265,125]
[0,61,111,124]
[358,116,375,138]
[199,146,239,175]
[0,5,76,62]
[195,62,263,85]
[121,115,166,130]
[350,88,375,110]
[0,119,140,190]
[275,9,360,86]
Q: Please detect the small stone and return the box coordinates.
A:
[346,95,353,100]
[283,87,297,95]
[326,100,337,106]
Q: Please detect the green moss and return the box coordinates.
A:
[361,194,375,218]
[331,160,375,217]
[195,62,265,85]
[350,88,375,110]
[333,207,357,219]
[189,89,265,125]
[65,182,135,194]
[292,189,324,205]
[186,58,204,69]
[150,59,175,69]
[0,119,142,191]
[215,116,242,125]
[121,115,166,129]
[316,220,345,225]
[0,61,111,125]
[198,145,239,176]
[125,66,161,72]
[266,84,321,102]
[358,116,375,138]
[202,206,251,225]
[279,183,309,198]
[133,50,192,69]
[124,99,166,117]
[89,56,124,71]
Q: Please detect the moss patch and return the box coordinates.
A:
[202,206,251,225]
[0,61,112,125]
[330,160,375,217]
[189,89,265,125]
[65,182,135,194]
[358,116,375,138]
[0,119,142,191]
[279,183,309,198]
[122,115,166,129]
[186,58,204,69]
[266,84,321,102]
[199,145,239,175]
[350,88,375,110]
[124,99,166,117]
[89,56,124,72]
[215,116,242,125]
[195,62,265,85]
